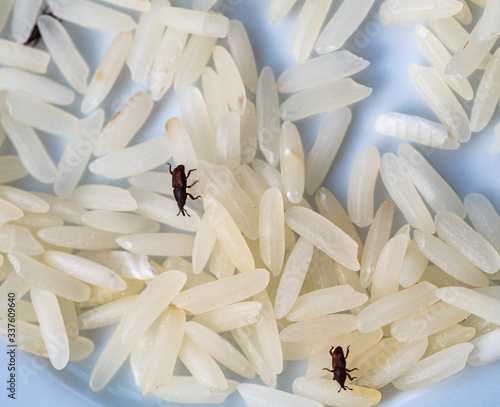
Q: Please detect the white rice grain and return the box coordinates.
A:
[116,233,194,256]
[127,172,173,196]
[477,0,500,40]
[464,193,500,253]
[0,199,23,227]
[280,314,358,342]
[191,301,262,333]
[202,67,229,131]
[238,383,324,407]
[424,324,475,358]
[268,0,299,24]
[78,296,138,330]
[379,0,463,23]
[0,39,50,73]
[192,214,217,275]
[227,20,258,93]
[153,377,237,404]
[240,100,258,165]
[33,192,87,225]
[38,226,121,251]
[280,121,304,204]
[158,7,229,38]
[399,238,429,288]
[215,111,241,171]
[0,185,49,214]
[69,185,137,212]
[10,0,43,43]
[468,329,500,365]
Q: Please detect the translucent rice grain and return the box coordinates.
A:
[257,66,281,166]
[435,211,500,274]
[232,324,277,388]
[89,137,171,179]
[58,296,79,339]
[174,35,217,91]
[209,241,235,279]
[89,323,136,391]
[81,32,133,114]
[6,92,79,137]
[356,282,438,333]
[154,377,237,404]
[142,307,185,395]
[185,321,255,379]
[30,286,69,370]
[38,226,121,250]
[415,230,490,287]
[10,0,43,43]
[173,269,269,314]
[78,250,156,280]
[392,343,473,390]
[437,286,500,325]
[192,214,217,274]
[0,199,23,226]
[280,314,357,342]
[379,0,463,23]
[348,146,380,227]
[43,251,126,291]
[0,185,48,213]
[280,78,372,121]
[1,113,56,183]
[178,336,228,389]
[285,206,360,270]
[95,92,154,156]
[454,0,472,25]
[76,278,144,308]
[213,46,246,115]
[424,324,475,358]
[370,235,409,301]
[315,187,363,250]
[119,270,186,344]
[45,0,137,31]
[409,63,470,142]
[163,257,216,289]
[37,15,89,93]
[374,112,459,149]
[126,0,166,83]
[158,7,229,38]
[238,383,323,407]
[0,0,14,33]
[0,68,74,105]
[0,39,50,73]
[274,237,314,319]
[259,187,285,276]
[240,100,258,164]
[127,172,173,196]
[150,27,187,101]
[69,185,137,212]
[0,225,44,255]
[0,272,30,316]
[33,192,87,225]
[8,252,89,302]
[269,0,299,24]
[444,19,498,78]
[477,0,500,40]
[116,233,194,256]
[315,0,375,54]
[202,67,229,131]
[357,338,428,390]
[287,285,368,322]
[468,329,500,365]
[199,162,259,240]
[54,109,105,199]
[391,301,470,343]
[179,87,214,163]
[399,238,429,288]
[464,193,500,253]
[292,377,382,407]
[191,301,262,333]
[414,25,473,100]
[78,296,138,329]
[379,153,434,232]
[227,20,258,93]
[398,144,465,217]
[290,0,332,62]
[470,48,500,132]
[428,17,477,55]
[215,111,241,171]
[280,121,304,203]
[99,0,151,11]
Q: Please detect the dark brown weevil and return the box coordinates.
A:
[167,162,201,217]
[323,345,358,392]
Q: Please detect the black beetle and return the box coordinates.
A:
[167,162,201,217]
[323,345,358,392]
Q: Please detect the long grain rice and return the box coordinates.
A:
[379,0,463,23]
[0,38,50,73]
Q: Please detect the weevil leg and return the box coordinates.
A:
[329,346,335,357]
[322,368,333,373]
[187,193,202,201]
[186,168,197,179]
[346,368,358,372]
[346,386,353,391]
[346,373,357,381]
[345,345,351,359]
[166,162,173,175]
[187,179,199,188]
[338,387,342,393]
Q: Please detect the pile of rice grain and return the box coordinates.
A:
[0,0,500,406]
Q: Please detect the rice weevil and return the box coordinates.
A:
[167,162,201,217]
[323,345,358,392]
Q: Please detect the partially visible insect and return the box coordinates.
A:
[323,345,358,392]
[167,163,201,217]
[23,7,61,48]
